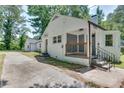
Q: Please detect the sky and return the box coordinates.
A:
[23,5,117,38]
[89,5,117,20]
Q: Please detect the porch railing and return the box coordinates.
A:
[96,46,119,68]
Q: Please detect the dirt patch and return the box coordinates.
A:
[120,80,124,88]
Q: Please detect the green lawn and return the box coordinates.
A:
[22,52,85,71]
[116,55,124,69]
[45,57,85,71]
[21,52,41,58]
[0,52,5,77]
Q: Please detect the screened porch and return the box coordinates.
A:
[65,33,88,58]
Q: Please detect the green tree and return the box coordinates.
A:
[96,6,104,25]
[28,5,90,39]
[0,6,23,50]
[0,5,29,50]
[19,26,29,50]
[101,5,124,39]
[69,5,90,19]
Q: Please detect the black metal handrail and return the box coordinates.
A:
[97,46,118,68]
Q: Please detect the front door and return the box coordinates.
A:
[45,39,48,53]
[92,34,96,56]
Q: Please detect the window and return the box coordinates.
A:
[39,44,41,48]
[105,35,113,46]
[53,37,57,43]
[53,35,62,43]
[27,45,30,48]
[58,35,62,43]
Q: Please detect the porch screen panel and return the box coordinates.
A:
[79,34,84,52]
[67,33,77,53]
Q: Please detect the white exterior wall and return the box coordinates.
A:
[36,41,42,51]
[87,24,120,61]
[95,30,120,61]
[25,39,41,52]
[41,14,120,66]
[41,15,90,66]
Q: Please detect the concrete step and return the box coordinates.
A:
[92,59,108,66]
[92,62,112,71]
[102,64,112,69]
[96,61,108,66]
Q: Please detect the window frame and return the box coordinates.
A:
[58,35,62,43]
[53,36,57,44]
[39,43,41,48]
[105,34,113,47]
[27,45,30,48]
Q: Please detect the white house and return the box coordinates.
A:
[24,38,41,52]
[41,14,120,67]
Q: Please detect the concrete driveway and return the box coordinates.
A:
[81,68,124,88]
[1,52,84,88]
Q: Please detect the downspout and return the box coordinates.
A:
[88,21,91,66]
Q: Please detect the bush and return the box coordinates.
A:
[0,43,5,50]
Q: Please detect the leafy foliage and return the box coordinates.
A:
[0,5,30,50]
[96,6,104,25]
[0,5,124,51]
[28,5,90,38]
[101,5,124,39]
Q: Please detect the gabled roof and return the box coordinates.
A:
[42,14,106,36]
[26,38,41,44]
[51,14,106,30]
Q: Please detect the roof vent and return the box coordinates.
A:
[78,28,84,31]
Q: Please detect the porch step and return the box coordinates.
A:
[92,63,112,71]
[96,61,108,66]
[92,59,108,66]
[42,53,50,57]
[91,60,112,71]
[102,64,112,69]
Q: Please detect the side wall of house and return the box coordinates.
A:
[41,16,90,66]
[24,40,30,51]
[87,24,120,61]
[96,30,120,61]
[24,39,39,51]
[36,41,41,51]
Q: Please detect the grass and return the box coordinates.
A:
[85,82,101,88]
[22,52,85,71]
[115,55,124,69]
[44,57,85,71]
[21,51,41,58]
[0,52,5,77]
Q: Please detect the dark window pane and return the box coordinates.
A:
[53,37,57,43]
[105,35,113,46]
[58,35,62,43]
